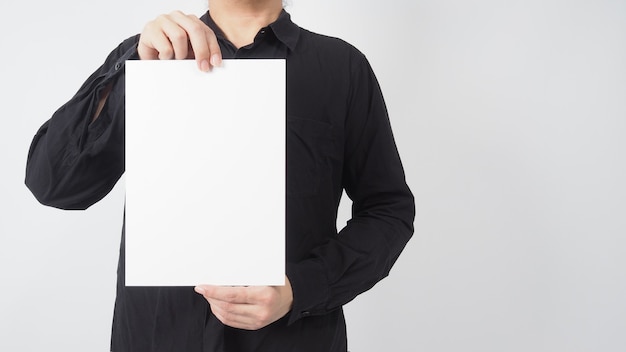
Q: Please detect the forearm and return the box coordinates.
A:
[25,78,124,209]
[287,179,414,323]
[25,35,140,209]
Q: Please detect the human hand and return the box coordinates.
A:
[194,276,293,330]
[138,10,222,72]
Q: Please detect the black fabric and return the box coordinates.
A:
[25,10,414,352]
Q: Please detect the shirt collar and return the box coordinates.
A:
[201,9,300,52]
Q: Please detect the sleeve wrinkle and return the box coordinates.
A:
[25,35,140,209]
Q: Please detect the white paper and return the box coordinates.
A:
[124,60,285,286]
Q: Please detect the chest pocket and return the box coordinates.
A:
[286,116,334,197]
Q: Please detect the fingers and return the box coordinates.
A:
[194,285,292,330]
[208,299,269,330]
[195,285,253,304]
[138,11,222,71]
[194,285,263,330]
[138,13,182,60]
[159,13,191,60]
[170,12,223,69]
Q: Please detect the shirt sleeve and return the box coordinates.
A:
[25,35,140,210]
[286,51,415,323]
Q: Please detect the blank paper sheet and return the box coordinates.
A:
[125,59,285,286]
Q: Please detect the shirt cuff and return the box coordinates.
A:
[285,259,330,325]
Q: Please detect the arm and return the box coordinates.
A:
[286,52,415,323]
[25,35,139,210]
[25,11,221,210]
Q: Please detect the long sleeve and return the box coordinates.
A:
[286,49,415,323]
[23,11,410,351]
[25,35,139,210]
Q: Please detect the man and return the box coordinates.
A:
[25,0,415,351]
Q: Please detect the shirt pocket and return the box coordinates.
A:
[287,116,334,197]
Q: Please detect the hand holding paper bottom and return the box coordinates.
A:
[194,277,293,330]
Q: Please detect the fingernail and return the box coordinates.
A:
[200,59,210,72]
[210,54,221,67]
[194,286,206,295]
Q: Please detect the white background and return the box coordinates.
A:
[1,1,625,351]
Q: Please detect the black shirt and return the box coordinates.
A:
[25,10,414,352]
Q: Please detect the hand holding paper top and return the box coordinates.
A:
[138,10,222,71]
[92,11,221,124]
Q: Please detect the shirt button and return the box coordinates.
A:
[260,30,266,34]
[114,62,122,71]
[301,311,311,317]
